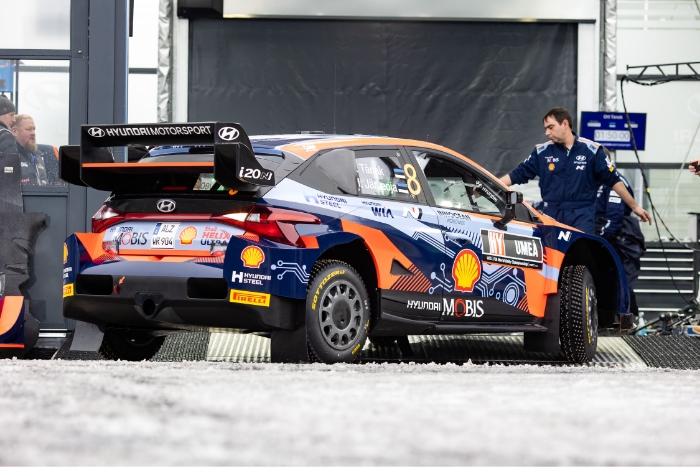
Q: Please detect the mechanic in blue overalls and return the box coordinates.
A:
[499,107,652,233]
[595,170,645,316]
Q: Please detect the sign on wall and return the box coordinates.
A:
[580,111,647,150]
[0,62,15,93]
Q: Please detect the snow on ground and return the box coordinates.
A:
[1,360,699,465]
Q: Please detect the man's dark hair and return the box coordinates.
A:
[543,107,573,130]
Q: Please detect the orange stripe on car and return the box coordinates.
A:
[75,232,107,262]
[545,247,565,270]
[340,219,414,289]
[0,296,24,336]
[522,269,547,318]
[300,236,319,248]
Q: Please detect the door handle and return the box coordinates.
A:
[443,231,469,245]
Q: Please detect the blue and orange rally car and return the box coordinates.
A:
[59,122,633,363]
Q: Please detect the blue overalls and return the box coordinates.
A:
[509,134,622,234]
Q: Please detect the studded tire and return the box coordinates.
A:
[99,329,165,361]
[559,265,598,363]
[306,260,370,363]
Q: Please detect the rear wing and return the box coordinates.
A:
[58,122,275,191]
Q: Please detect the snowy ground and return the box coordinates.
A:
[1,360,699,465]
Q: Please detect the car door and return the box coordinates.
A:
[338,146,447,321]
[407,148,542,324]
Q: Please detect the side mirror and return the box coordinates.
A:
[493,191,523,230]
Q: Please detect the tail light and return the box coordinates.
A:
[213,206,321,246]
[92,206,126,233]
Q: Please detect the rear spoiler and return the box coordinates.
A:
[58,122,275,191]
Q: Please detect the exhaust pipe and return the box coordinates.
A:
[134,293,165,319]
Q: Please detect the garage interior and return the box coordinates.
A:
[1,0,697,361]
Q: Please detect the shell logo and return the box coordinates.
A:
[179,226,198,245]
[241,246,265,268]
[548,163,555,171]
[63,243,68,263]
[452,249,481,293]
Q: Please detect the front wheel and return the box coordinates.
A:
[99,329,165,361]
[559,265,598,363]
[306,260,370,363]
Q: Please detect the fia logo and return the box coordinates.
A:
[558,231,572,241]
[371,206,393,218]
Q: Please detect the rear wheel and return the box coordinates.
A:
[99,329,165,361]
[559,265,598,363]
[306,260,370,363]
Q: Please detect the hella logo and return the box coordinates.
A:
[157,199,176,213]
[218,127,240,141]
[88,127,105,137]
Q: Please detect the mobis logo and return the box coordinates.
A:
[442,298,484,318]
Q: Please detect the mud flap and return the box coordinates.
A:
[270,302,309,363]
[69,321,104,352]
[524,292,561,353]
[23,301,40,354]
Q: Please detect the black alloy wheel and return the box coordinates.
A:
[306,260,370,363]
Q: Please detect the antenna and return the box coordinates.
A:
[426,134,430,142]
[323,124,326,134]
[333,62,337,134]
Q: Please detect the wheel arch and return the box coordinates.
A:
[561,237,629,327]
[315,238,380,327]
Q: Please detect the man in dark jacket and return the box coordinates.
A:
[0,95,18,159]
[499,107,652,233]
[595,173,645,316]
[12,114,48,186]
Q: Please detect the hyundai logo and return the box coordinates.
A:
[576,155,586,161]
[157,199,176,213]
[218,126,240,141]
[88,127,105,137]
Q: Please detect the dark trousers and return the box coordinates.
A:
[542,206,595,234]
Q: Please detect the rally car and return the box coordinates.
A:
[59,122,632,363]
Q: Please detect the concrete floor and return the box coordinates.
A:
[1,360,699,465]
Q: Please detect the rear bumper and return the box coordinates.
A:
[64,274,299,332]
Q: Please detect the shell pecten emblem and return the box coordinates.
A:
[63,243,68,263]
[452,249,481,293]
[241,245,265,268]
[179,226,198,245]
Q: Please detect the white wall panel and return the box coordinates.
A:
[223,0,598,22]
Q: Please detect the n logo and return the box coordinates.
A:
[558,231,572,241]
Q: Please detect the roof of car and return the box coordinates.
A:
[257,134,504,186]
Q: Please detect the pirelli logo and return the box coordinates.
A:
[63,283,74,298]
[230,289,270,307]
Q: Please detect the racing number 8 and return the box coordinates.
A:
[403,164,422,196]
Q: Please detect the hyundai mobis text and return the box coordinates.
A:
[59,122,633,363]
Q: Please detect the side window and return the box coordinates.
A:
[355,149,416,201]
[413,150,504,216]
